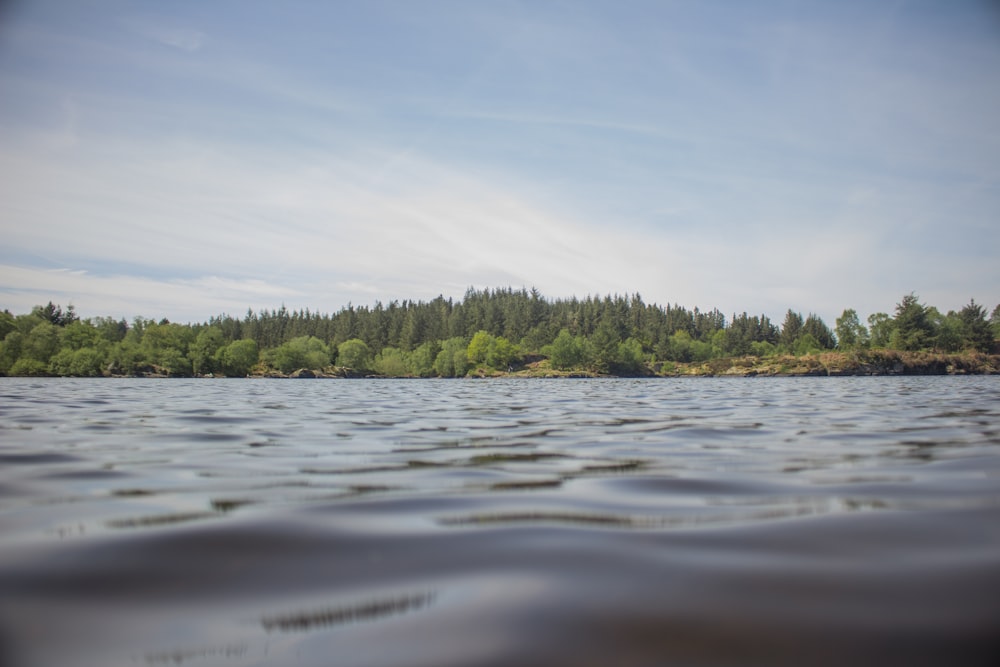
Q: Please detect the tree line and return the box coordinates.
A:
[1,289,996,377]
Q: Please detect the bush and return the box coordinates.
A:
[433,337,469,377]
[374,347,409,376]
[218,339,258,376]
[337,339,371,372]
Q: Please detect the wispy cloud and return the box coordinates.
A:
[119,17,206,53]
[1,1,997,325]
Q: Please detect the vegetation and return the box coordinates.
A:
[0,290,996,378]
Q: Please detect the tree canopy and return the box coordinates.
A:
[1,290,995,377]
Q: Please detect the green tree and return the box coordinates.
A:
[780,310,804,349]
[0,310,15,341]
[69,348,105,376]
[59,321,99,350]
[891,293,933,351]
[271,336,330,373]
[867,312,894,348]
[407,341,439,377]
[337,338,371,372]
[190,327,225,375]
[0,331,25,374]
[107,339,145,375]
[218,339,258,376]
[835,309,868,350]
[614,338,645,374]
[24,321,61,365]
[801,314,836,349]
[466,330,495,368]
[374,347,409,376]
[543,329,588,370]
[957,299,993,352]
[750,340,776,357]
[487,336,518,371]
[433,337,469,377]
[590,318,621,373]
[141,322,194,371]
[793,333,823,356]
[50,347,104,376]
[32,302,78,327]
[9,357,48,376]
[929,308,962,353]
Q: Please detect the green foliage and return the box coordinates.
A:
[218,339,258,376]
[0,293,994,378]
[374,347,409,376]
[466,330,494,368]
[407,341,439,377]
[957,299,993,352]
[488,336,519,370]
[589,319,621,373]
[433,337,469,377]
[270,336,330,373]
[801,314,836,349]
[32,302,78,327]
[542,329,590,370]
[466,330,519,371]
[614,338,645,374]
[664,330,712,363]
[0,331,25,374]
[835,309,868,350]
[780,310,804,349]
[158,347,192,376]
[10,357,48,376]
[337,338,371,372]
[0,310,15,341]
[25,322,61,364]
[867,312,894,348]
[49,347,104,376]
[107,340,144,375]
[725,312,778,356]
[929,308,962,353]
[141,322,194,370]
[190,327,225,375]
[891,293,933,351]
[793,333,823,356]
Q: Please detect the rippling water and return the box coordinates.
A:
[1,377,999,666]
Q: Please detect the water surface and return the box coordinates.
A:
[1,377,999,666]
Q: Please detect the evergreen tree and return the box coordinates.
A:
[780,310,804,349]
[801,314,836,350]
[891,293,934,351]
[957,299,993,352]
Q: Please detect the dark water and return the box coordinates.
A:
[1,377,999,666]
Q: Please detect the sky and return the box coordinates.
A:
[1,0,998,326]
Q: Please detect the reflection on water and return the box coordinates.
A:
[260,593,437,633]
[1,377,999,666]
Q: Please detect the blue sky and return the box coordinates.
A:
[1,0,998,326]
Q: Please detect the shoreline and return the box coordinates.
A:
[70,350,999,379]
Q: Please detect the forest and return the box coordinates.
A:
[1,288,997,378]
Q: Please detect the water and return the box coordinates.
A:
[1,377,999,666]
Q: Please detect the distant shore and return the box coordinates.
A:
[92,350,999,379]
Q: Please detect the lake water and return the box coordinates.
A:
[1,376,999,666]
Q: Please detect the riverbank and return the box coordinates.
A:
[26,350,998,379]
[248,350,999,379]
